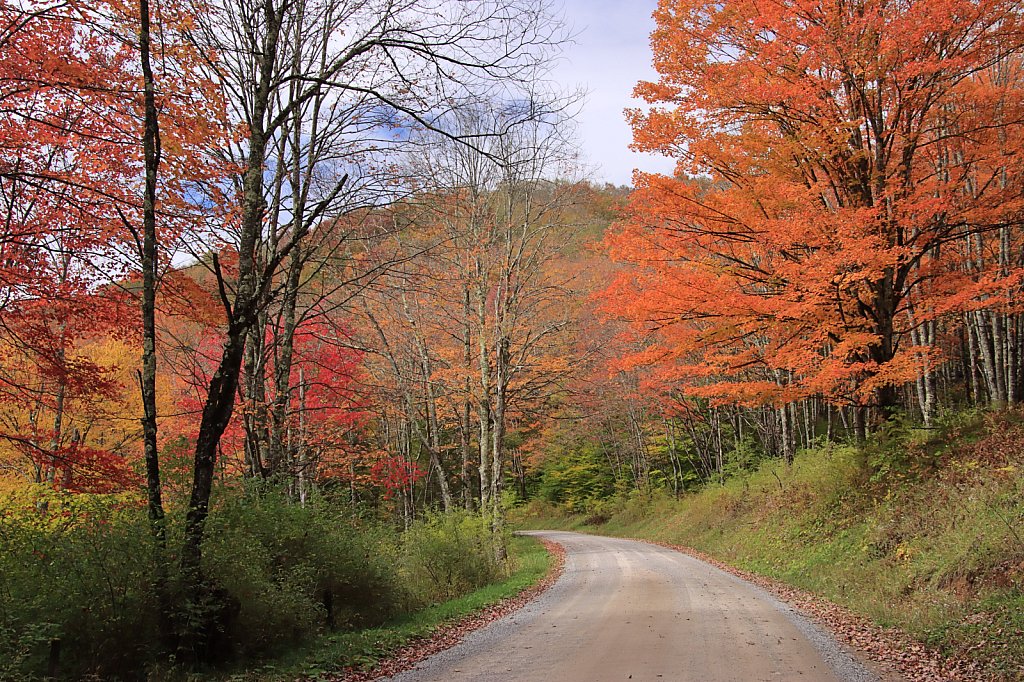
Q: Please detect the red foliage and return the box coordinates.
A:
[369,456,425,499]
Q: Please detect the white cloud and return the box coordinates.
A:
[549,0,677,187]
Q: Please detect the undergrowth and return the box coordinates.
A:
[214,533,550,682]
[511,409,1024,680]
[0,490,529,682]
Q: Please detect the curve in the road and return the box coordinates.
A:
[383,531,879,682]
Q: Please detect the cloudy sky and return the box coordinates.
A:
[547,0,677,187]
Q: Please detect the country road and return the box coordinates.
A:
[384,531,880,682]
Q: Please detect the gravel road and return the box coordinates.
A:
[383,531,878,682]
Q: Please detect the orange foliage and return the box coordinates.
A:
[604,0,1024,409]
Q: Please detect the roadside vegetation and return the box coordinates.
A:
[512,409,1024,681]
[0,488,549,682]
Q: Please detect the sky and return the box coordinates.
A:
[548,0,677,187]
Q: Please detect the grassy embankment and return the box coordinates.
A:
[512,411,1024,679]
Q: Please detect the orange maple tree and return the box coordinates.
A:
[0,0,225,497]
[604,0,1024,420]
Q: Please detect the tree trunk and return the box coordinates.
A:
[404,292,452,512]
[826,403,834,442]
[461,285,475,510]
[244,318,270,477]
[137,0,171,643]
[296,368,309,505]
[269,231,303,479]
[476,278,492,511]
[489,335,509,563]
[975,310,1002,407]
[966,319,982,404]
[854,404,866,445]
[182,0,285,587]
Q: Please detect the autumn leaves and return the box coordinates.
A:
[608,0,1024,426]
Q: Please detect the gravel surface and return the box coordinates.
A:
[378,531,877,682]
[647,539,983,681]
[328,531,985,682]
[326,538,567,682]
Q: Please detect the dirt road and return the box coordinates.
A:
[384,531,877,682]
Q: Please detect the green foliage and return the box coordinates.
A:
[721,434,769,479]
[0,488,405,681]
[400,511,507,606]
[0,479,537,682]
[0,488,160,681]
[861,413,927,484]
[276,534,550,681]
[536,439,616,512]
[197,492,403,659]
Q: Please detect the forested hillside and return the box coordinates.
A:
[2,0,1024,678]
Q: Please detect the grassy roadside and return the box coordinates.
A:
[511,412,1024,680]
[236,533,552,682]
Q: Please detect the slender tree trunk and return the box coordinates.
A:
[39,375,66,505]
[181,0,287,584]
[1007,312,1018,405]
[923,320,938,423]
[854,404,866,445]
[461,286,475,510]
[975,310,1002,407]
[966,320,982,404]
[475,279,492,511]
[665,418,680,499]
[993,309,1008,405]
[909,318,934,427]
[778,405,793,464]
[138,0,164,537]
[490,336,509,562]
[296,368,309,505]
[458,400,475,508]
[137,0,171,643]
[244,318,271,476]
[269,236,303,478]
[404,292,452,512]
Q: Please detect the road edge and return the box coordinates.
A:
[332,537,568,682]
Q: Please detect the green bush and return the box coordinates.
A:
[401,511,506,605]
[0,488,160,682]
[200,491,403,661]
[0,487,406,681]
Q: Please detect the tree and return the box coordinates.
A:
[606,0,1024,429]
[388,104,583,551]
[0,296,140,493]
[171,0,571,588]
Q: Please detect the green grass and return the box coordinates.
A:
[221,534,552,682]
[510,413,1024,680]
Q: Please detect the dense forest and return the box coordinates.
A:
[2,0,1024,677]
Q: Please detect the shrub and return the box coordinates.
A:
[0,487,406,680]
[0,488,159,682]
[197,492,404,660]
[401,511,506,605]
